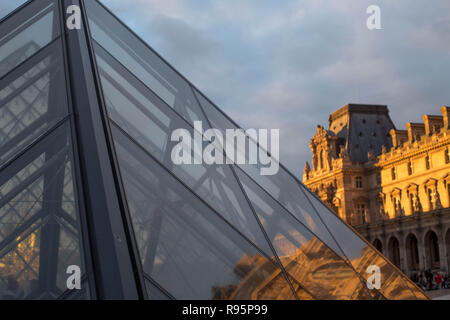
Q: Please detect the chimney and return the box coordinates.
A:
[390,129,408,148]
[441,106,450,130]
[422,114,443,135]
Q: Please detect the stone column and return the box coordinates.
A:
[417,230,426,270]
[398,232,407,273]
[437,223,448,272]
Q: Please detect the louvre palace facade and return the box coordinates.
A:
[303,104,450,277]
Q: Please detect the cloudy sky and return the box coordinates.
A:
[2,0,450,176]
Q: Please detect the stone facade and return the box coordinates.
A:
[303,104,450,275]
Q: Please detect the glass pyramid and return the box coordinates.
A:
[0,0,428,300]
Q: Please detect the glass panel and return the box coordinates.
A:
[301,186,423,300]
[97,43,273,256]
[235,167,372,300]
[194,88,344,257]
[0,40,68,167]
[145,279,171,300]
[0,0,59,79]
[86,0,206,125]
[113,129,296,300]
[0,123,89,300]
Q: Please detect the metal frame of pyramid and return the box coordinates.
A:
[0,0,428,300]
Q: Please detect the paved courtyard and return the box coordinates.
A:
[427,289,450,300]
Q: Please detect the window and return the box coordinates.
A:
[355,176,363,189]
[428,188,434,210]
[391,167,396,180]
[356,204,366,224]
[408,161,413,176]
[425,155,431,170]
[393,197,402,216]
[445,149,449,164]
[376,172,382,185]
[319,149,324,169]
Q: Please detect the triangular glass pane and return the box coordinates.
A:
[194,88,344,257]
[85,0,207,126]
[235,166,372,299]
[113,129,296,300]
[301,185,421,300]
[0,40,68,167]
[0,123,89,299]
[96,37,273,256]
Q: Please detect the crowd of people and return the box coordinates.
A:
[410,270,450,291]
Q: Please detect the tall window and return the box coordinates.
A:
[408,161,413,176]
[428,188,434,210]
[319,150,324,169]
[425,155,431,170]
[391,167,396,180]
[356,204,366,224]
[376,172,382,185]
[393,197,401,215]
[355,176,363,189]
[445,149,450,164]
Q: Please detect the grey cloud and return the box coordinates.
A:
[2,0,449,176]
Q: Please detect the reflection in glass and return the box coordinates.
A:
[0,0,59,79]
[0,123,87,299]
[113,129,296,300]
[302,186,424,300]
[145,279,171,300]
[96,42,273,256]
[0,41,67,166]
[236,167,372,299]
[194,89,343,257]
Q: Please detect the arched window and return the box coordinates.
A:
[389,237,401,268]
[373,239,383,253]
[406,234,420,271]
[425,231,440,269]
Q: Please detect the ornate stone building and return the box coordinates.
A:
[303,104,450,276]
